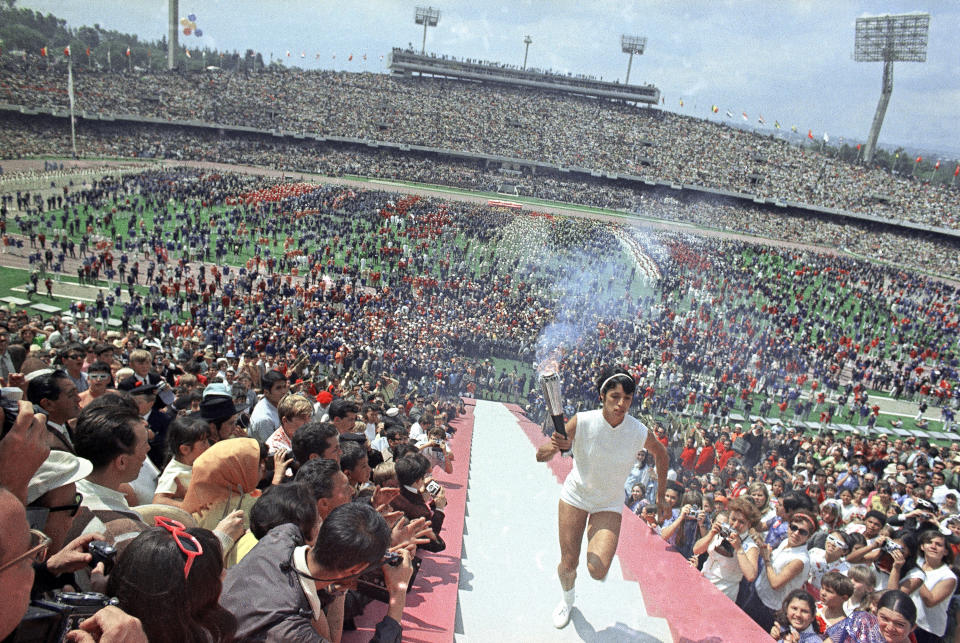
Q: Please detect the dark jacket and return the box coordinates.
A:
[390,487,446,552]
[220,523,402,643]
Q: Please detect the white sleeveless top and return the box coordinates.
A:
[560,409,649,513]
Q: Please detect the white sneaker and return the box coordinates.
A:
[552,601,573,629]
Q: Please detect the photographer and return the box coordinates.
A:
[220,502,414,643]
[693,497,761,601]
[390,454,446,552]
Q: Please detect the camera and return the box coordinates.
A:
[11,591,118,643]
[356,555,423,603]
[88,540,117,575]
[881,540,903,554]
[717,523,735,539]
[425,481,442,496]
[381,551,403,567]
[1,387,22,438]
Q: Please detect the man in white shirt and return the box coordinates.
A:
[248,370,288,442]
[71,393,150,538]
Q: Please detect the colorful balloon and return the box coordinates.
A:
[188,13,196,21]
[183,27,192,35]
[194,29,203,37]
[180,17,190,26]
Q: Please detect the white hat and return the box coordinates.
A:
[27,451,93,504]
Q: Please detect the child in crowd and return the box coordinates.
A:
[815,571,854,631]
[843,565,877,614]
[153,416,211,506]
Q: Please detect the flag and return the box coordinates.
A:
[63,45,70,57]
[954,165,959,177]
[125,47,130,57]
[85,47,91,56]
[856,144,861,150]
[40,46,47,57]
[758,114,765,124]
[348,54,353,61]
[808,130,814,140]
[300,51,305,58]
[916,156,922,164]
[791,125,798,133]
[286,50,290,57]
[742,111,748,121]
[725,110,733,118]
[679,99,683,107]
[934,160,941,169]
[711,105,718,113]
[823,132,829,143]
[774,120,781,129]
[185,49,191,58]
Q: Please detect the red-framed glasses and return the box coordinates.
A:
[154,516,204,579]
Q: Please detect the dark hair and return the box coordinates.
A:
[595,365,636,397]
[864,510,887,525]
[877,589,918,625]
[311,502,390,572]
[261,370,287,392]
[328,398,359,421]
[774,590,819,635]
[107,527,235,643]
[166,417,211,464]
[294,458,341,501]
[87,360,112,376]
[918,528,954,565]
[821,571,854,598]
[26,369,69,406]
[291,421,339,464]
[249,482,317,540]
[73,393,144,468]
[394,453,431,487]
[391,443,418,460]
[781,490,815,514]
[57,342,85,361]
[340,442,367,474]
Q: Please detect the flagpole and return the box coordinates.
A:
[67,58,77,158]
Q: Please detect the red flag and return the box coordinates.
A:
[348,54,353,61]
[40,46,47,57]
[125,47,130,57]
[955,165,959,177]
[807,130,813,140]
[63,45,70,57]
[85,47,91,56]
[915,156,922,164]
[935,160,941,169]
[856,144,861,150]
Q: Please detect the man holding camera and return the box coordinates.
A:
[221,502,414,643]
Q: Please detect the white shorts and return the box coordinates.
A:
[560,478,623,515]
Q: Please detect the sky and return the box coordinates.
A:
[16,0,960,159]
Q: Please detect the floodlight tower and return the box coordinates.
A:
[167,0,178,70]
[621,34,646,85]
[415,7,440,55]
[523,35,532,70]
[854,13,929,164]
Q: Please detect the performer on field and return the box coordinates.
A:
[536,365,670,629]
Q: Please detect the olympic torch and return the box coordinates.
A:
[540,371,570,455]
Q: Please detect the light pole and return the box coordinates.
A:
[415,6,440,55]
[620,35,646,85]
[522,35,532,70]
[854,13,929,164]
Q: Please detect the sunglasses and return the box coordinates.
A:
[0,529,51,573]
[48,492,84,517]
[155,516,204,579]
[788,524,810,537]
[64,354,84,360]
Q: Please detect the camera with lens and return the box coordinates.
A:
[11,591,117,643]
[88,540,117,575]
[881,540,903,554]
[717,523,735,540]
[685,504,700,520]
[1,387,22,438]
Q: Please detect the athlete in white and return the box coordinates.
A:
[536,367,670,629]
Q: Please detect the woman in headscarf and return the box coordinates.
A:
[182,437,265,567]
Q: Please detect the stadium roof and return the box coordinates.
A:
[387,48,660,105]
